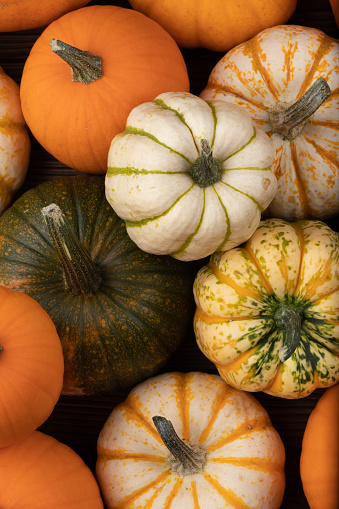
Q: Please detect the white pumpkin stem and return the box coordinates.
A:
[189,139,221,187]
[49,39,103,85]
[269,77,331,140]
[41,203,102,296]
[152,416,207,477]
[274,304,302,362]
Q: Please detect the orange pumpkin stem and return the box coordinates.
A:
[269,77,331,140]
[41,203,102,296]
[189,139,221,187]
[49,38,103,85]
[152,416,207,477]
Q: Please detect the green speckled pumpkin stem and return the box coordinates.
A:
[152,416,206,477]
[269,77,331,140]
[42,203,102,296]
[189,139,221,187]
[49,39,103,85]
[274,304,303,362]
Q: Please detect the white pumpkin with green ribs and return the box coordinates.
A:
[193,218,339,399]
[105,92,277,261]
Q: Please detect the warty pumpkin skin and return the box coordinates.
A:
[105,91,277,262]
[0,66,30,216]
[0,430,104,509]
[19,5,190,174]
[200,25,339,221]
[0,175,196,396]
[0,286,64,448]
[96,371,286,509]
[129,0,297,51]
[300,384,339,509]
[193,218,339,399]
[0,0,91,32]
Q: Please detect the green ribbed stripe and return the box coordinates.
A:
[171,189,206,257]
[106,166,188,177]
[218,179,265,212]
[220,127,257,163]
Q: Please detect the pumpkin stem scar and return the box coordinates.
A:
[152,416,207,477]
[189,138,221,187]
[49,39,103,85]
[41,203,102,296]
[274,304,303,362]
[269,77,331,140]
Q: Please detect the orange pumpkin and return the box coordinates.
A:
[0,66,30,216]
[0,0,91,32]
[300,384,339,509]
[329,0,339,27]
[200,25,339,221]
[129,0,297,51]
[0,286,64,448]
[0,430,104,508]
[20,5,190,174]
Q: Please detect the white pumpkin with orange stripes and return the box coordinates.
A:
[96,371,285,509]
[0,66,30,216]
[193,218,339,399]
[105,91,277,261]
[200,25,339,221]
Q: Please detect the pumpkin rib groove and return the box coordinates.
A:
[287,142,309,218]
[289,221,306,297]
[203,471,250,508]
[240,245,274,296]
[107,166,188,176]
[245,37,280,102]
[119,399,165,445]
[303,135,339,168]
[205,100,217,149]
[213,186,231,252]
[217,179,264,211]
[205,81,267,112]
[220,128,257,163]
[209,455,282,473]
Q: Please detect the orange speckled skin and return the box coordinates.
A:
[0,66,30,215]
[300,384,339,509]
[129,0,297,51]
[200,25,339,221]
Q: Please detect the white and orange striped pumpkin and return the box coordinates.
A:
[193,218,339,399]
[96,371,286,509]
[200,25,339,221]
[0,66,30,216]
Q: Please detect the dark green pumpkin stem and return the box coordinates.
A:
[269,77,331,140]
[189,139,221,187]
[42,203,102,296]
[274,304,302,362]
[49,38,103,85]
[152,416,206,477]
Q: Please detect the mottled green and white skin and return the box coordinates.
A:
[193,218,339,398]
[105,92,277,261]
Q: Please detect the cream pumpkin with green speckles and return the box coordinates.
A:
[193,218,339,398]
[0,66,30,216]
[105,92,277,261]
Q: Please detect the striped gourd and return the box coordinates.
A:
[96,371,286,509]
[0,66,30,216]
[200,25,339,221]
[193,218,339,399]
[105,92,277,262]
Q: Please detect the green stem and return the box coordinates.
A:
[274,304,302,362]
[49,38,103,85]
[189,139,221,187]
[41,203,102,296]
[269,77,331,140]
[152,416,206,477]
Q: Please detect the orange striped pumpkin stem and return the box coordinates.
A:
[42,203,102,296]
[49,38,103,85]
[152,416,207,477]
[269,77,331,141]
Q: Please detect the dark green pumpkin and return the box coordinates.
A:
[0,175,196,395]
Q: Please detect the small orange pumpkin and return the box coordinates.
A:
[0,0,91,32]
[20,5,190,174]
[300,384,339,509]
[129,0,297,51]
[0,286,64,448]
[0,430,104,509]
[0,66,30,216]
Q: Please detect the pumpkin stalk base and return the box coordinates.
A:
[269,77,331,140]
[274,304,303,362]
[153,416,207,477]
[189,139,221,187]
[49,39,103,85]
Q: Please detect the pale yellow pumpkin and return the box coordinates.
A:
[200,25,339,221]
[0,66,30,216]
[96,371,286,509]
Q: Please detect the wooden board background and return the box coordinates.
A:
[1,1,338,507]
